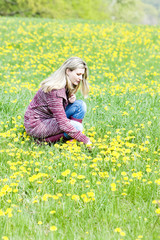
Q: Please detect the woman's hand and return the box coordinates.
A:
[68,94,76,103]
[86,140,93,150]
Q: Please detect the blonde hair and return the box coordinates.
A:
[41,57,89,98]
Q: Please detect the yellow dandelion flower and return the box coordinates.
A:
[121,193,127,196]
[71,172,77,177]
[50,225,57,231]
[56,179,63,183]
[50,210,56,214]
[52,195,59,200]
[121,172,127,176]
[69,178,76,184]
[96,181,101,185]
[114,228,121,232]
[87,192,95,197]
[155,208,160,215]
[2,237,9,240]
[0,209,5,216]
[71,195,80,201]
[77,175,85,179]
[61,169,71,177]
[120,231,126,236]
[110,183,116,188]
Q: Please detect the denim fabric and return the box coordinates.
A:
[64,100,86,139]
[65,100,87,119]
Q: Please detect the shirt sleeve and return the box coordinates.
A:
[47,91,89,144]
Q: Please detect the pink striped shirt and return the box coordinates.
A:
[24,88,89,144]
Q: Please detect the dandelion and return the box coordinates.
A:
[0,209,5,216]
[120,231,126,236]
[50,225,57,231]
[121,172,127,176]
[71,172,77,177]
[96,181,101,185]
[69,178,76,184]
[155,208,160,215]
[56,179,63,183]
[50,210,56,214]
[61,169,71,177]
[77,175,85,179]
[146,168,151,173]
[87,191,95,197]
[121,193,127,196]
[71,195,80,201]
[2,237,9,240]
[114,228,121,232]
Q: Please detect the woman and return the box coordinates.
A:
[24,57,92,146]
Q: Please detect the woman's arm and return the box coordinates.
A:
[47,91,90,144]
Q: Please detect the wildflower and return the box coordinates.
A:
[121,193,127,196]
[121,172,127,176]
[69,178,76,184]
[50,210,56,214]
[61,169,71,177]
[87,191,95,197]
[56,179,63,183]
[2,237,9,240]
[114,228,121,232]
[155,179,160,185]
[71,195,80,201]
[71,172,77,177]
[50,225,57,231]
[96,181,101,185]
[52,195,59,200]
[0,209,5,216]
[146,168,151,173]
[120,231,126,236]
[155,208,160,215]
[77,175,85,179]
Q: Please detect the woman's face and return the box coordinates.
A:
[66,68,85,86]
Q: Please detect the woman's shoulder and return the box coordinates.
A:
[49,88,67,100]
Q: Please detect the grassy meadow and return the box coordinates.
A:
[0,17,160,240]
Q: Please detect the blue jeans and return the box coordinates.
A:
[64,100,87,139]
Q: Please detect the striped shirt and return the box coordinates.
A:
[24,88,89,144]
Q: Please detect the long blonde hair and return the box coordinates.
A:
[41,57,89,98]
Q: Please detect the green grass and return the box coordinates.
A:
[0,17,160,240]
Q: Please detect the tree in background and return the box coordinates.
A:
[0,0,70,17]
[108,0,145,23]
[0,0,159,24]
[142,0,160,24]
[0,0,108,19]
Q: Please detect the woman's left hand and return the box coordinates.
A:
[69,94,76,103]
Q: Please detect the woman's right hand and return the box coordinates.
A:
[86,140,92,150]
[68,94,76,103]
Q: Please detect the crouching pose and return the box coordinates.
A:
[24,56,92,146]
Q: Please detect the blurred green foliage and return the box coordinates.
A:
[0,0,108,19]
[0,0,159,24]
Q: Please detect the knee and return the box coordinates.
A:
[75,100,87,115]
[70,120,83,132]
